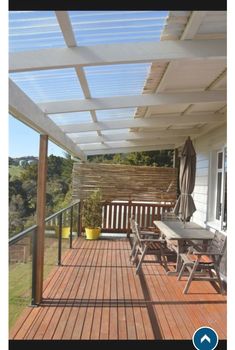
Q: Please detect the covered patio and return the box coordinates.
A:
[9,10,227,341]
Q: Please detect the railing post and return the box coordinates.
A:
[58,212,62,266]
[79,201,83,236]
[70,206,73,249]
[31,228,37,306]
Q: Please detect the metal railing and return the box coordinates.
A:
[9,201,80,309]
[9,198,174,319]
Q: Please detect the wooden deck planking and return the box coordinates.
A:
[10,236,227,340]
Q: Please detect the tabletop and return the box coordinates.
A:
[153,220,215,241]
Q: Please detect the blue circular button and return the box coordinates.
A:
[192,327,219,350]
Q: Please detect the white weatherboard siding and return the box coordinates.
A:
[192,123,226,228]
[192,124,227,279]
[193,159,209,228]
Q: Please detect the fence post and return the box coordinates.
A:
[58,212,62,266]
[70,206,73,249]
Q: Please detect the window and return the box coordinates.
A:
[209,146,227,231]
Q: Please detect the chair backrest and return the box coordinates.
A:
[208,231,227,265]
[130,215,136,233]
[129,216,142,242]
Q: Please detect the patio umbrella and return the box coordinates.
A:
[173,136,196,223]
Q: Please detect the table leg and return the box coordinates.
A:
[166,240,184,276]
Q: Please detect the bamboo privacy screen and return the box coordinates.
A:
[72,163,177,203]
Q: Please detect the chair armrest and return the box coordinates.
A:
[140,231,160,238]
[192,250,223,256]
[140,238,165,243]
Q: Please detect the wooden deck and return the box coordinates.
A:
[10,237,227,340]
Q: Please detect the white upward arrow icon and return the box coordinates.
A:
[201,334,211,343]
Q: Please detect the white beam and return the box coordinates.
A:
[39,91,226,114]
[61,113,226,133]
[85,144,175,156]
[72,128,201,144]
[181,11,207,40]
[80,138,185,151]
[9,79,86,160]
[55,11,77,47]
[9,39,226,73]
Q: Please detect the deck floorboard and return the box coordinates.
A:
[10,236,227,340]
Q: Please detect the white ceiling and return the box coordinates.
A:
[9,10,226,160]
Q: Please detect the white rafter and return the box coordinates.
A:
[39,90,226,114]
[80,137,185,151]
[71,128,202,144]
[55,11,77,47]
[180,11,207,40]
[85,144,176,156]
[9,39,226,73]
[60,113,225,133]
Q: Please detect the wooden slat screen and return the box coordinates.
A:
[72,162,177,202]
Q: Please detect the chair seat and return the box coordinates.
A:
[178,230,226,294]
[180,253,213,264]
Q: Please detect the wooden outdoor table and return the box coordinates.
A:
[153,220,215,275]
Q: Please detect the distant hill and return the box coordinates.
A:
[9,156,38,166]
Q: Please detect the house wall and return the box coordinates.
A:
[191,123,227,279]
[192,123,226,227]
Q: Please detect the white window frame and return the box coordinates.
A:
[207,145,227,232]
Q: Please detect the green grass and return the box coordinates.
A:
[9,165,24,178]
[9,236,69,330]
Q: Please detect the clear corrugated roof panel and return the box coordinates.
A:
[84,64,151,98]
[69,131,98,138]
[102,128,130,135]
[48,112,92,125]
[96,108,136,121]
[9,11,66,52]
[79,143,104,150]
[69,11,168,45]
[10,68,84,103]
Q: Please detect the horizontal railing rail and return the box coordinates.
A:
[9,200,80,245]
[9,200,81,308]
[9,225,38,246]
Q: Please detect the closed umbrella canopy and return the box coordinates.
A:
[174,137,196,222]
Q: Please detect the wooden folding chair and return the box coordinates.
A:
[177,230,226,294]
[129,216,175,274]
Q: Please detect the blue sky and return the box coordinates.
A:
[9,115,66,158]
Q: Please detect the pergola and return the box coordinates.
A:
[9,10,226,160]
[9,10,226,304]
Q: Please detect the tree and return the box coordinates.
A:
[88,149,174,167]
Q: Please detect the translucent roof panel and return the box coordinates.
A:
[10,68,84,103]
[79,143,104,150]
[48,112,92,125]
[9,11,66,52]
[69,11,168,45]
[96,108,136,121]
[84,64,151,98]
[68,131,99,138]
[102,129,130,135]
